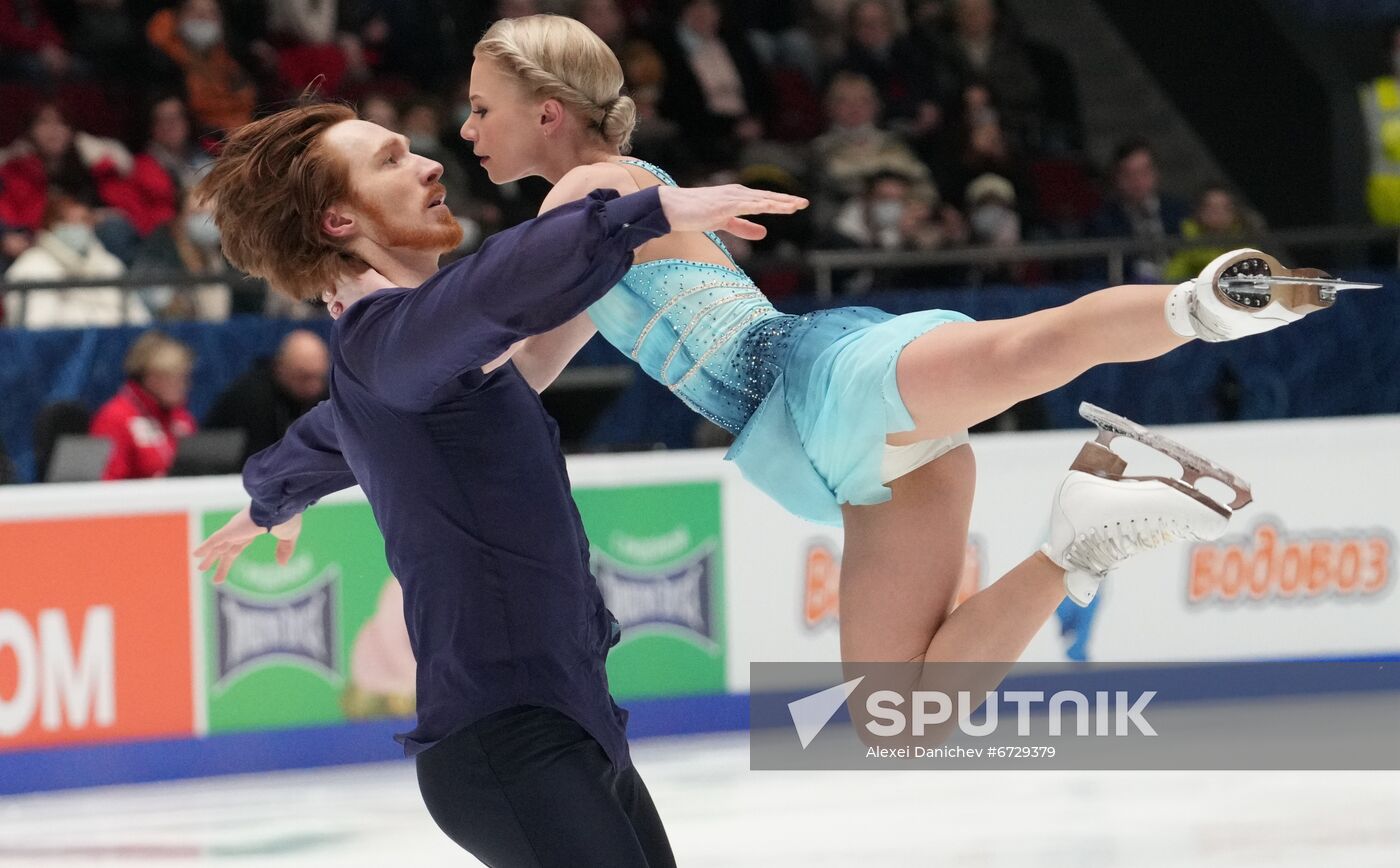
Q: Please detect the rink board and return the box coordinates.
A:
[2,415,1397,793]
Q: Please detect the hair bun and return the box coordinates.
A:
[599,94,637,153]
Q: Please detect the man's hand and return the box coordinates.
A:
[657,185,808,241]
[194,505,302,584]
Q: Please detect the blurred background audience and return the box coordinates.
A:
[205,328,329,464]
[4,193,147,328]
[89,329,196,480]
[0,0,1392,481]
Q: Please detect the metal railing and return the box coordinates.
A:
[2,225,1396,322]
[805,224,1400,300]
[0,271,272,326]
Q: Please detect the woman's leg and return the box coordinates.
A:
[888,284,1190,445]
[839,444,1066,667]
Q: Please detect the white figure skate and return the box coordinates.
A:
[1164,248,1380,342]
[1043,403,1251,606]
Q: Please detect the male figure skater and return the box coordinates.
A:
[193,102,806,867]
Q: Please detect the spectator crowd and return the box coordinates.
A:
[0,0,1269,321]
[0,0,1279,482]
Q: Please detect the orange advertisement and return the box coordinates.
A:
[0,513,194,751]
[1188,521,1393,605]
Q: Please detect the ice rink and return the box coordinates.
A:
[2,730,1398,867]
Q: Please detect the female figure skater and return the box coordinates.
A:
[459,14,1368,669]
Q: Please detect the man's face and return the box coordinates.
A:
[460,56,551,184]
[1115,149,1158,206]
[321,119,463,254]
[275,340,330,404]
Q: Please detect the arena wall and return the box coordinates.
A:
[2,415,1397,794]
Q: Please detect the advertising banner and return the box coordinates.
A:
[0,514,194,751]
[574,482,727,700]
[197,480,728,733]
[200,502,408,733]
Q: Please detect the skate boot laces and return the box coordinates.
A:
[1063,515,1186,577]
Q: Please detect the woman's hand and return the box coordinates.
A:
[657,184,808,241]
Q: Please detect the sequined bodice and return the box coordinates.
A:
[586,159,794,432]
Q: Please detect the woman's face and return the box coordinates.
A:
[1198,190,1238,233]
[143,354,193,409]
[460,56,550,184]
[30,106,73,160]
[151,98,190,150]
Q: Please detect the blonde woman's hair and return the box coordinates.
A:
[123,331,194,380]
[475,14,637,153]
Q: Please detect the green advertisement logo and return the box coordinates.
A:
[200,503,409,733]
[573,482,726,700]
[199,481,726,731]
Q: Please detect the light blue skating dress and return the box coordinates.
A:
[586,159,973,525]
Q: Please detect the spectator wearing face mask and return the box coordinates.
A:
[131,187,232,320]
[3,194,150,328]
[0,103,145,263]
[90,331,197,480]
[829,169,965,250]
[823,169,967,292]
[965,172,1020,247]
[146,0,257,134]
[964,171,1030,284]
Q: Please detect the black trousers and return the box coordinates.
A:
[415,705,676,868]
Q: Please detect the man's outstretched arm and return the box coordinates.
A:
[341,184,806,410]
[194,401,355,582]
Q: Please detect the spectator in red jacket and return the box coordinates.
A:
[90,331,198,480]
[125,95,215,237]
[0,103,146,263]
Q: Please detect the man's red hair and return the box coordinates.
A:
[196,102,359,301]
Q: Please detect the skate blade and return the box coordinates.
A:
[1211,252,1379,312]
[1078,402,1253,511]
[1220,276,1382,303]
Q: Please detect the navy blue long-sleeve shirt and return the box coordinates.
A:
[241,188,670,770]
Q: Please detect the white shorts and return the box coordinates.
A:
[879,430,970,485]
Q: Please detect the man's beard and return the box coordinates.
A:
[355,192,465,253]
